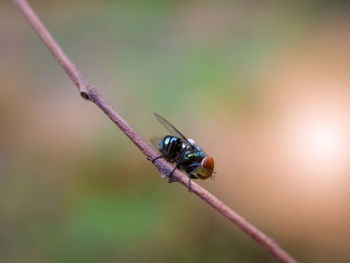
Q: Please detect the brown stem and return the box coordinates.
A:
[13,0,298,262]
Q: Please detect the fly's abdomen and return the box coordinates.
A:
[159,135,183,163]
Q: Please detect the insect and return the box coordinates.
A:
[150,113,215,189]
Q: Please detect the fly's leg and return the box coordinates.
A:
[187,176,192,192]
[167,159,182,183]
[148,155,164,163]
[167,149,187,183]
[167,175,177,183]
[186,173,197,192]
[186,168,200,192]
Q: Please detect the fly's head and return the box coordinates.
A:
[196,156,215,179]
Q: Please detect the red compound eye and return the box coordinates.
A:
[202,156,214,171]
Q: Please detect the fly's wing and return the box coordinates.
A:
[150,137,162,150]
[154,113,194,149]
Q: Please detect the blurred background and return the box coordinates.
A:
[1,0,350,262]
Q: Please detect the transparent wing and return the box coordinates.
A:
[154,113,193,148]
[150,137,162,150]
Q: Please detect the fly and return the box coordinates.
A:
[150,113,215,189]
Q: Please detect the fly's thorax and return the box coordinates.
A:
[179,146,214,180]
[179,146,206,173]
[183,147,206,162]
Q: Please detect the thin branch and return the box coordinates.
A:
[13,1,298,262]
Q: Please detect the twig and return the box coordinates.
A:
[13,0,298,262]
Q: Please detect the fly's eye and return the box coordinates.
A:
[202,156,214,171]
